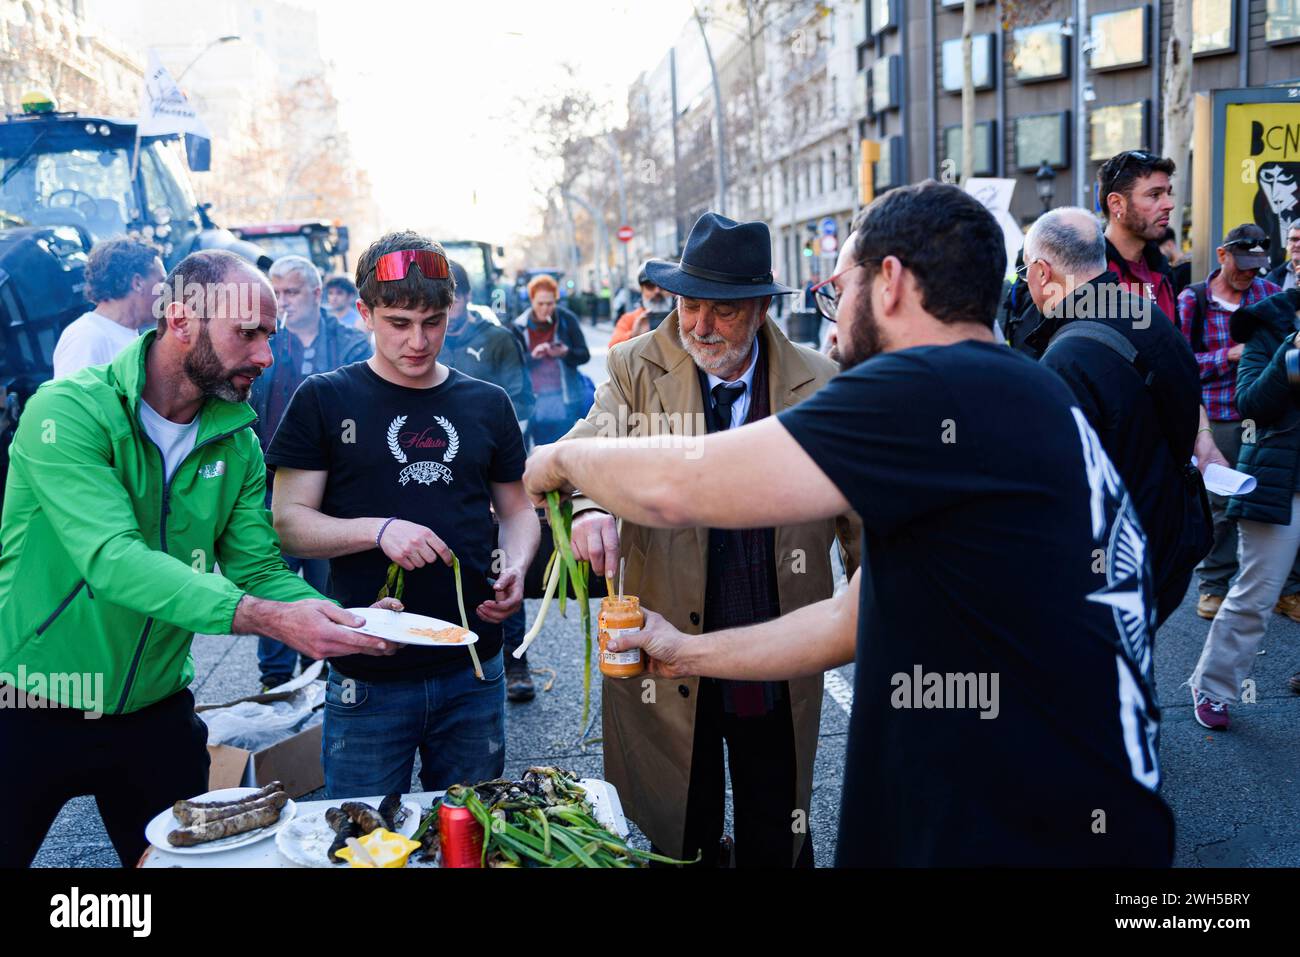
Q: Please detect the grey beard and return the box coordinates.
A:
[678,325,756,377]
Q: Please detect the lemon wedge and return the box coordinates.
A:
[334,828,421,868]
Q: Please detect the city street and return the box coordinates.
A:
[8,0,1300,932]
[29,321,1300,868]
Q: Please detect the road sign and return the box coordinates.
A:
[820,234,838,254]
[820,217,837,236]
[617,225,634,243]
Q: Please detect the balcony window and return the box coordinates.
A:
[1089,101,1149,161]
[1089,7,1149,71]
[942,34,996,93]
[1015,112,1070,170]
[1193,0,1236,56]
[942,121,997,178]
[1266,0,1300,44]
[1011,22,1069,83]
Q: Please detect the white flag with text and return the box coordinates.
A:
[137,50,211,138]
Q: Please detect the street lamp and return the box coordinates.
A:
[176,35,241,83]
[1035,161,1057,212]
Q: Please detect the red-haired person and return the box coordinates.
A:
[511,274,591,445]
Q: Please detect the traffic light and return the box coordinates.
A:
[802,240,815,258]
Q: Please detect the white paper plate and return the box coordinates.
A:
[343,608,479,647]
[146,787,296,854]
[579,778,630,839]
[276,800,424,868]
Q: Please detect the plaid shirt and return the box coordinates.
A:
[1176,270,1281,421]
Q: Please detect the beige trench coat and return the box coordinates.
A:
[562,310,858,863]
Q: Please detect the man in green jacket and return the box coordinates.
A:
[0,250,396,867]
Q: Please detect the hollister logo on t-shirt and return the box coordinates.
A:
[386,414,460,486]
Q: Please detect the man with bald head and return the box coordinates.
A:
[1010,206,1208,626]
[0,250,399,866]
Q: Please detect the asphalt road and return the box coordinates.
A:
[27,318,1300,867]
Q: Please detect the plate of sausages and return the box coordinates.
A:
[146,782,297,854]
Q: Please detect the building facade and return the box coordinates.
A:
[619,0,1300,277]
[865,0,1300,227]
[0,0,142,117]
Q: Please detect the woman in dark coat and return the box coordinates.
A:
[1188,288,1300,729]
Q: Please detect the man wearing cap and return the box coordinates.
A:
[1177,224,1282,622]
[555,212,857,868]
[608,262,672,348]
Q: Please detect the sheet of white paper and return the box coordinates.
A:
[1202,462,1257,497]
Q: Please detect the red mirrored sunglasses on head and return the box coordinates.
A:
[369,248,450,282]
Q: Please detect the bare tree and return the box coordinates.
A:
[517,68,612,280]
[960,0,975,186]
[193,75,376,235]
[1163,0,1193,242]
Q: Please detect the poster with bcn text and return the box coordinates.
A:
[1224,101,1300,271]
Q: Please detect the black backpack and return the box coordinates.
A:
[1045,321,1214,617]
[1182,281,1211,353]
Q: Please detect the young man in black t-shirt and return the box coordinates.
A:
[524,183,1175,866]
[267,232,540,797]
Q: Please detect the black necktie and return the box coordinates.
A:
[711,382,745,431]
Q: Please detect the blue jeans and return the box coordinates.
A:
[257,554,330,683]
[321,651,506,797]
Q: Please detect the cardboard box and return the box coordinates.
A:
[195,689,324,798]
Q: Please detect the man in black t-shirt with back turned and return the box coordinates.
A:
[524,182,1175,866]
[267,232,540,797]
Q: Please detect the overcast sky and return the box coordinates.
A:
[309,0,694,248]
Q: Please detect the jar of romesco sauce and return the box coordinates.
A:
[597,595,645,679]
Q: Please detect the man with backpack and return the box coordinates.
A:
[1011,208,1211,627]
[1177,224,1282,620]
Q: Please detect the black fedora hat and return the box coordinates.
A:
[645,212,795,299]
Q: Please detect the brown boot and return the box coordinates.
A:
[1276,593,1300,624]
[1197,594,1223,620]
[505,652,535,702]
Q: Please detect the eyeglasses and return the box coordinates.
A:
[1014,257,1050,280]
[366,249,450,283]
[1224,237,1270,252]
[809,258,900,321]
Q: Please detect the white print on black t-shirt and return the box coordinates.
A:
[1071,406,1161,790]
[386,413,461,487]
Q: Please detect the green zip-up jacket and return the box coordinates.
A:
[0,331,323,714]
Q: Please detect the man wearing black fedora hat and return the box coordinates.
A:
[554,212,858,867]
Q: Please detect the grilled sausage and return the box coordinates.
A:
[174,791,288,827]
[172,781,284,819]
[166,803,281,846]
